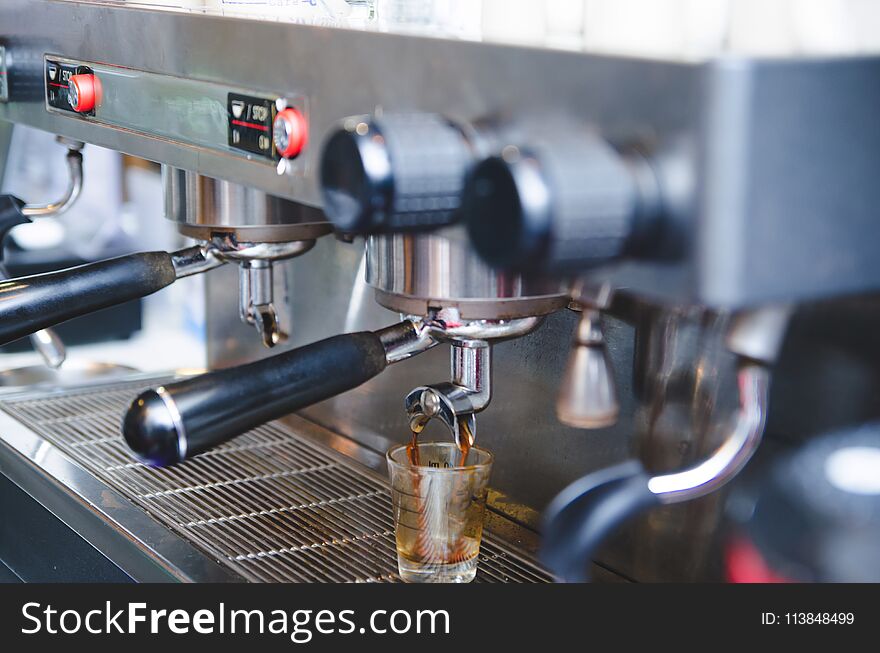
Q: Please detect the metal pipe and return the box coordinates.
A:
[423,312,544,343]
[647,362,769,503]
[376,319,439,364]
[21,143,85,218]
[450,341,491,413]
[29,327,66,369]
[170,245,226,279]
[238,259,285,347]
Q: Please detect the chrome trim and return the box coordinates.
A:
[154,385,187,462]
[208,237,315,263]
[162,167,330,243]
[366,232,567,320]
[170,244,226,279]
[375,319,438,364]
[20,141,85,218]
[647,363,769,503]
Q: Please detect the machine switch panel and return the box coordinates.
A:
[43,56,307,173]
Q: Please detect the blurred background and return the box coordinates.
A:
[0,128,206,375]
[111,0,880,57]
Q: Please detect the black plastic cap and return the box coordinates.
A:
[122,389,184,467]
[463,154,552,272]
[319,123,392,233]
[540,460,660,582]
[0,195,30,260]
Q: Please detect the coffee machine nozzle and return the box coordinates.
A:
[163,167,331,347]
[205,234,316,347]
[556,282,619,430]
[403,308,543,448]
[540,305,790,581]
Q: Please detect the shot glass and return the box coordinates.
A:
[387,441,493,583]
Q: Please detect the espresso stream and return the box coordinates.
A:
[403,423,475,567]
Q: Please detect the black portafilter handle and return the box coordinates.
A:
[123,332,390,466]
[0,249,179,347]
[540,460,660,582]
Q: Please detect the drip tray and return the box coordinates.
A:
[0,378,553,583]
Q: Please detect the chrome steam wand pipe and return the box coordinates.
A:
[20,138,85,218]
[540,305,791,581]
[645,304,791,503]
[646,362,768,502]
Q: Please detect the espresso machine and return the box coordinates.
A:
[0,1,878,583]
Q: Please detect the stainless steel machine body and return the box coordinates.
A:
[366,231,567,319]
[162,167,329,243]
[3,3,879,308]
[1,1,878,582]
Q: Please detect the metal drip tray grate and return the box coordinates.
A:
[0,380,552,583]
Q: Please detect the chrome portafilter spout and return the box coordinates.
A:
[540,304,792,582]
[162,167,332,348]
[207,234,316,348]
[403,308,544,448]
[406,343,486,450]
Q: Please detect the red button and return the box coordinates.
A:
[68,74,99,113]
[273,108,307,159]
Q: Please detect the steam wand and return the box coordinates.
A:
[540,305,791,581]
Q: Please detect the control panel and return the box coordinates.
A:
[46,60,95,114]
[43,56,309,173]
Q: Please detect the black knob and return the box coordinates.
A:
[2,43,45,103]
[463,134,646,274]
[320,113,473,233]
